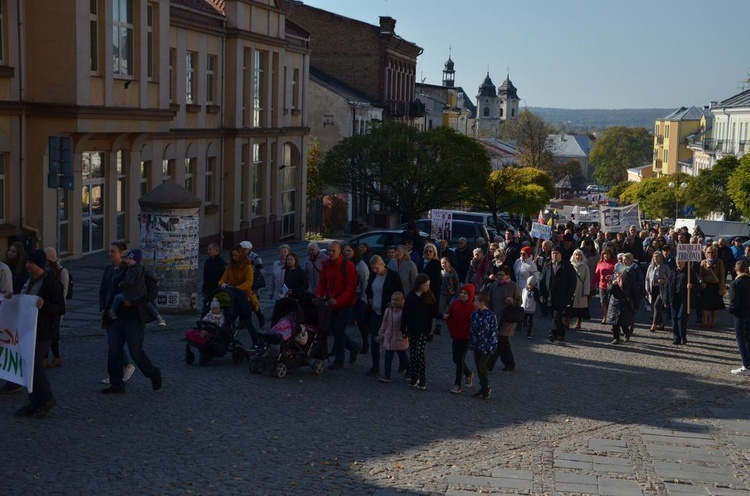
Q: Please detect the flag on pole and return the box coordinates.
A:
[537,210,544,224]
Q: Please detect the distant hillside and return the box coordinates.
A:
[529,107,671,132]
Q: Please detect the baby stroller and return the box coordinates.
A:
[184,287,252,366]
[248,294,329,378]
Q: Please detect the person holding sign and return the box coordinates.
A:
[698,246,726,329]
[664,261,697,345]
[8,250,66,417]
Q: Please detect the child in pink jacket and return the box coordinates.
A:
[377,292,410,382]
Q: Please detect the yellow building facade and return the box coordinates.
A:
[0,0,309,258]
[652,106,705,176]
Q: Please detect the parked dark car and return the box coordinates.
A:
[345,230,429,258]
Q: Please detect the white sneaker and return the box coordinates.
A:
[731,366,750,376]
[100,364,136,384]
[123,364,136,382]
[157,316,167,328]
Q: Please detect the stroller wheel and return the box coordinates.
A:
[232,348,246,364]
[311,359,325,375]
[248,357,259,374]
[185,346,195,365]
[274,363,287,379]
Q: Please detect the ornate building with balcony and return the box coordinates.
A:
[0,0,312,258]
[687,89,750,175]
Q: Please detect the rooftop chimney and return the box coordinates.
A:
[379,16,396,34]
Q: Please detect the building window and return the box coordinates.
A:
[665,124,670,139]
[81,152,106,253]
[140,161,151,197]
[184,157,195,193]
[252,143,263,218]
[206,54,216,104]
[242,50,247,124]
[280,144,296,237]
[511,108,515,117]
[240,144,248,221]
[205,156,215,204]
[162,159,175,181]
[663,149,668,163]
[292,68,299,109]
[655,124,660,136]
[0,154,5,223]
[0,2,4,65]
[146,4,154,79]
[113,0,134,77]
[252,50,266,127]
[88,0,99,72]
[169,48,175,103]
[115,151,126,241]
[483,107,489,117]
[186,51,196,104]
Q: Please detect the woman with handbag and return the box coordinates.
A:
[569,249,591,330]
[487,265,522,372]
[645,252,671,331]
[698,246,726,328]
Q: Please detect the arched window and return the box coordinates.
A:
[499,108,504,118]
[483,107,490,117]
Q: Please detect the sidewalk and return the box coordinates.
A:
[60,238,332,338]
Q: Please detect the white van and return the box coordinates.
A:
[432,210,516,233]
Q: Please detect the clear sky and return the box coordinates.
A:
[299,0,750,109]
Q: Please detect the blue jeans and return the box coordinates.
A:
[330,306,354,365]
[369,312,383,369]
[671,300,688,343]
[383,350,409,380]
[107,317,158,388]
[733,317,750,367]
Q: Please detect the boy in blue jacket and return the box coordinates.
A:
[470,291,498,400]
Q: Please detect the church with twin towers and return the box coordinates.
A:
[442,53,521,139]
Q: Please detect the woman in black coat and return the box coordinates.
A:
[401,273,438,390]
[664,260,698,345]
[606,263,641,345]
[420,242,442,338]
[282,253,309,299]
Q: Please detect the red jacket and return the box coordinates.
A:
[445,283,476,340]
[316,255,357,309]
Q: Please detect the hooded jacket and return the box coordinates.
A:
[444,283,476,341]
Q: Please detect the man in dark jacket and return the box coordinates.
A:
[365,256,404,376]
[12,249,65,417]
[454,238,472,283]
[202,242,226,300]
[316,241,359,370]
[502,229,521,269]
[539,246,577,342]
[728,260,750,376]
[103,248,163,394]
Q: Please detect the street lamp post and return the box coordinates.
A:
[669,181,688,220]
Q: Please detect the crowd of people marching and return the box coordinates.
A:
[3,218,750,416]
[198,220,750,399]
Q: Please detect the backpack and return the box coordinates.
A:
[250,252,266,290]
[145,270,159,303]
[63,267,73,300]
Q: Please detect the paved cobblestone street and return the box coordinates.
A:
[2,242,750,495]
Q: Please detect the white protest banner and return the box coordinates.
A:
[0,295,39,392]
[599,204,641,233]
[676,243,702,262]
[530,222,553,240]
[429,209,453,241]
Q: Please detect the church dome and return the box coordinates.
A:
[498,76,519,100]
[444,56,455,71]
[478,72,496,97]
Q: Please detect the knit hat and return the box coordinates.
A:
[43,246,59,263]
[210,298,221,311]
[526,275,537,286]
[520,246,533,256]
[127,249,142,264]
[27,249,47,270]
[240,240,253,251]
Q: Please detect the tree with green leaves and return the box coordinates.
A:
[468,167,555,226]
[306,137,324,198]
[500,109,556,171]
[589,127,652,186]
[549,159,586,191]
[727,153,750,219]
[620,175,692,220]
[318,121,491,223]
[607,180,633,201]
[686,155,741,220]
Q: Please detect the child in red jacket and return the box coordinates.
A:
[443,283,476,394]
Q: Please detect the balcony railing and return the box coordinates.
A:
[656,135,664,144]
